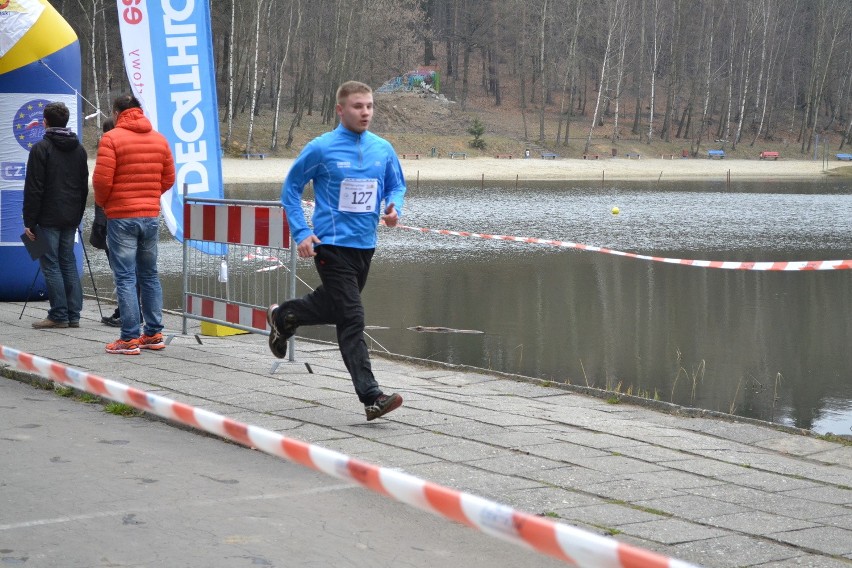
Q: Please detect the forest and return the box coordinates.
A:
[53,0,852,157]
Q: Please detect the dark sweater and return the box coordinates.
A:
[23,127,89,230]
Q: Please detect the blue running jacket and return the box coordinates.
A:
[281,124,407,249]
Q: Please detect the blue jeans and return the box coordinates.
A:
[106,217,163,340]
[38,226,82,323]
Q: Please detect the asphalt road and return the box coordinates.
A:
[0,379,565,567]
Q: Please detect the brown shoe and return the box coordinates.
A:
[32,318,69,329]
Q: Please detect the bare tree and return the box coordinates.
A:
[660,0,680,143]
[717,3,734,142]
[271,0,302,151]
[693,2,720,155]
[585,0,622,154]
[631,0,645,138]
[223,0,236,150]
[245,0,266,154]
[800,0,848,153]
[556,0,583,146]
[75,0,104,124]
[46,0,852,158]
[732,0,757,149]
[646,0,664,143]
[611,0,633,143]
[750,0,783,145]
[97,0,112,124]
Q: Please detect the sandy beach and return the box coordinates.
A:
[221,155,845,184]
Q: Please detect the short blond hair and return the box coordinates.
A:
[336,81,372,104]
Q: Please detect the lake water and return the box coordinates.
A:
[82,178,852,436]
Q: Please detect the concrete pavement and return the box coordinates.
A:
[2,299,851,567]
[0,377,568,567]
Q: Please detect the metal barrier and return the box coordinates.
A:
[181,195,297,366]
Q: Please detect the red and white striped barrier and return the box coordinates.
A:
[185,203,289,248]
[297,199,851,271]
[1,344,698,568]
[180,199,296,346]
[185,295,269,331]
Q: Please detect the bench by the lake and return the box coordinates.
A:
[448,152,467,159]
[242,153,267,160]
[495,154,513,159]
[836,153,852,161]
[625,152,640,159]
[540,152,558,159]
[708,149,725,159]
[759,151,780,160]
[400,153,420,159]
[583,153,599,160]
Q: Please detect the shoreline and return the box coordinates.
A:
[219,156,846,184]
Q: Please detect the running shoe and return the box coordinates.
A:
[139,332,165,350]
[266,304,298,358]
[364,393,403,421]
[106,338,141,355]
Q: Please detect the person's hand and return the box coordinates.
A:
[381,202,399,227]
[24,227,36,241]
[297,235,321,258]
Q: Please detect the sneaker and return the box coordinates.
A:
[364,393,403,421]
[106,338,140,355]
[101,315,121,327]
[69,321,80,328]
[32,318,68,329]
[139,332,165,350]
[266,304,298,359]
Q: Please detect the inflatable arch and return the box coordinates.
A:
[0,0,83,301]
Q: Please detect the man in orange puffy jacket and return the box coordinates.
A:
[93,94,175,355]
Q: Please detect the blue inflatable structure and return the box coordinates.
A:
[0,0,84,301]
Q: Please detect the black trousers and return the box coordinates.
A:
[282,245,380,404]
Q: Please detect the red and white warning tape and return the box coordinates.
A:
[298,199,850,271]
[394,224,852,271]
[1,344,697,568]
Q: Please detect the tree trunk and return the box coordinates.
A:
[98,0,111,126]
[224,0,236,150]
[632,0,645,137]
[74,0,101,127]
[558,0,583,147]
[661,0,680,143]
[732,3,755,150]
[586,0,619,154]
[612,0,630,144]
[538,0,548,143]
[647,0,662,144]
[245,0,264,153]
[694,3,715,155]
[721,4,736,143]
[271,0,301,151]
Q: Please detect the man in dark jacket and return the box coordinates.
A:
[23,101,89,329]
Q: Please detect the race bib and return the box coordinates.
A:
[338,178,378,213]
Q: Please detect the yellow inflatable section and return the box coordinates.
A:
[0,0,77,75]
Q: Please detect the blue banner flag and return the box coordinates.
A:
[116,0,223,243]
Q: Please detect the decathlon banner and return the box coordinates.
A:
[115,0,223,243]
